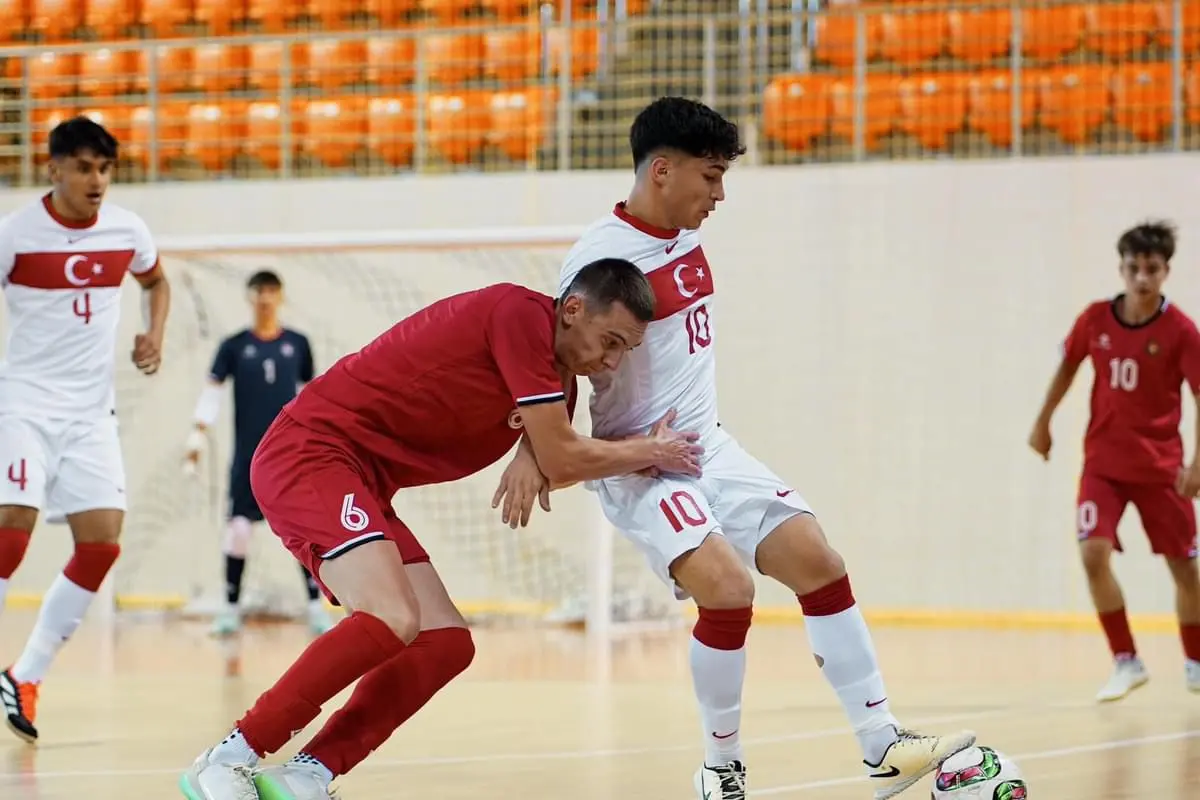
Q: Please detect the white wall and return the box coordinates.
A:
[4,153,1199,622]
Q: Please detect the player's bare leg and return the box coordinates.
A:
[255,562,475,799]
[1081,538,1148,702]
[181,540,420,800]
[755,513,975,800]
[3,508,121,744]
[670,533,754,800]
[1165,556,1200,692]
[0,505,37,743]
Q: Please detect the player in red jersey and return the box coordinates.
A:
[1029,220,1200,702]
[179,258,706,800]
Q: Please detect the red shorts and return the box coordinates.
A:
[250,412,430,605]
[1076,473,1199,559]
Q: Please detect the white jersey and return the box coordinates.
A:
[0,194,159,420]
[558,203,718,442]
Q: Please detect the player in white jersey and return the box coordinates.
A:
[492,98,975,800]
[0,116,171,743]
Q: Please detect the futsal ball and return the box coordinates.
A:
[930,746,1027,800]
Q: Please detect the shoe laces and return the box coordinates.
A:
[709,761,746,799]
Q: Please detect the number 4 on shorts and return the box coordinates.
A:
[341,493,370,532]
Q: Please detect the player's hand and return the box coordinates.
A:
[492,447,552,529]
[1176,463,1200,499]
[1028,421,1052,461]
[647,408,704,477]
[132,331,163,375]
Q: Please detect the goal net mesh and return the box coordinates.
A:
[76,231,679,628]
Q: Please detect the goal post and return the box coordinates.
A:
[65,225,684,635]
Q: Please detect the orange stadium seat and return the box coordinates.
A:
[1111,61,1171,141]
[139,0,189,38]
[84,0,137,39]
[813,9,881,68]
[488,87,555,161]
[420,0,473,23]
[31,106,76,155]
[481,0,536,21]
[30,0,84,41]
[1038,65,1111,145]
[79,105,132,144]
[762,74,831,153]
[133,45,193,95]
[964,70,1037,149]
[1083,2,1160,59]
[896,72,966,151]
[879,10,947,65]
[246,0,300,33]
[243,100,298,169]
[1187,63,1200,126]
[193,43,249,94]
[78,47,138,97]
[293,0,349,30]
[128,101,189,169]
[246,41,286,92]
[546,19,599,79]
[366,95,416,167]
[299,97,367,168]
[829,74,900,152]
[426,91,487,164]
[366,34,417,88]
[297,39,368,91]
[184,101,245,170]
[946,8,1011,64]
[361,0,417,27]
[1157,1,1200,54]
[0,0,27,41]
[27,51,80,99]
[483,28,540,82]
[193,0,238,35]
[1022,5,1084,61]
[422,30,484,85]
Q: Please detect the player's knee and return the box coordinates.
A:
[1167,557,1200,590]
[63,541,121,593]
[355,599,421,645]
[0,506,37,533]
[223,516,254,557]
[1079,538,1113,578]
[693,605,753,650]
[430,626,476,680]
[672,535,755,609]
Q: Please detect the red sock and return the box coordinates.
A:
[237,611,408,757]
[692,606,753,650]
[1180,624,1200,662]
[302,626,475,777]
[797,574,856,617]
[0,528,32,579]
[63,542,120,592]
[1098,608,1136,658]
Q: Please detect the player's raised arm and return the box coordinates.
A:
[1029,308,1090,460]
[490,259,703,487]
[129,216,170,375]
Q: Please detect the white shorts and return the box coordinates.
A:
[595,427,812,599]
[0,414,127,517]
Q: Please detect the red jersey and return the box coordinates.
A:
[1063,295,1200,483]
[283,283,573,492]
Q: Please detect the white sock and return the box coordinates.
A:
[289,752,334,785]
[211,728,259,766]
[804,604,900,765]
[690,635,747,766]
[11,574,96,684]
[0,577,9,613]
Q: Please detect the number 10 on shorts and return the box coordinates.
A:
[659,490,708,533]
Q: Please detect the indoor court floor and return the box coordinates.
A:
[0,611,1197,799]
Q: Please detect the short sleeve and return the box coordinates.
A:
[208,338,236,383]
[1179,320,1200,394]
[299,335,316,383]
[129,213,160,276]
[487,291,566,407]
[1061,306,1093,367]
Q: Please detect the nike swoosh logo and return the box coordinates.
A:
[776,489,793,497]
[870,766,901,779]
[666,242,677,253]
[866,697,888,708]
[712,730,738,739]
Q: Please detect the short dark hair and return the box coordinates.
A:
[49,116,118,161]
[1118,220,1177,261]
[629,97,746,170]
[562,258,655,323]
[247,270,283,290]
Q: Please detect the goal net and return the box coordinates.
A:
[17,227,682,633]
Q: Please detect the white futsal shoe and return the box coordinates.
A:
[255,758,340,800]
[865,727,977,800]
[694,760,746,800]
[1186,660,1200,693]
[179,747,259,800]
[1095,655,1150,703]
[211,606,243,637]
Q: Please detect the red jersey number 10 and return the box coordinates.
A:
[1109,357,1138,392]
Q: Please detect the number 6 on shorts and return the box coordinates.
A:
[340,492,370,532]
